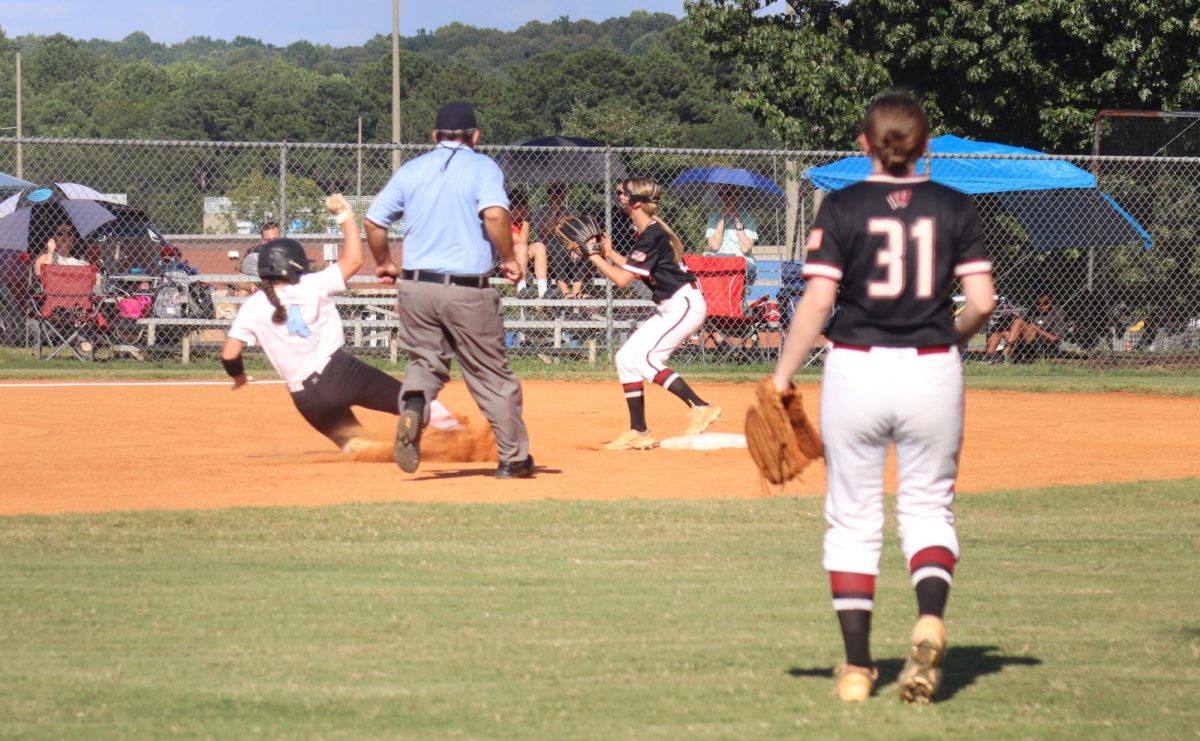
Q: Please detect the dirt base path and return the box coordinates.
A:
[1,380,1197,516]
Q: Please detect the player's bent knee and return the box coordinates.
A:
[614,347,643,381]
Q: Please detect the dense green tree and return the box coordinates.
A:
[561,97,682,147]
[226,169,329,233]
[283,40,322,70]
[25,34,113,90]
[0,14,774,148]
[684,0,1200,152]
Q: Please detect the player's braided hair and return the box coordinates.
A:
[260,281,287,324]
[624,177,684,263]
[862,92,929,177]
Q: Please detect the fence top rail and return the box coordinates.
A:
[7,134,1200,163]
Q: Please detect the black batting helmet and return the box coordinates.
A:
[257,238,310,284]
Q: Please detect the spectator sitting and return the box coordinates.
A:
[239,222,282,276]
[237,222,282,294]
[34,222,97,353]
[508,188,548,297]
[995,286,1067,363]
[34,223,90,278]
[983,296,1020,359]
[703,185,759,287]
[530,182,578,299]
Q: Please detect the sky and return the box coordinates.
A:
[2,0,690,47]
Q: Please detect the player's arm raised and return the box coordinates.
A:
[326,194,364,284]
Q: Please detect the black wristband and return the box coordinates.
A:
[222,356,245,378]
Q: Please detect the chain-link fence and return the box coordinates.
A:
[1,135,1198,368]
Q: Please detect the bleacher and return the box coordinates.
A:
[128,274,655,364]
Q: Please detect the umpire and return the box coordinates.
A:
[364,101,534,479]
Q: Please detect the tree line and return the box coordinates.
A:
[4,2,1198,154]
[0,12,775,150]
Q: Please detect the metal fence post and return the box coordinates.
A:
[604,148,615,357]
[278,142,288,229]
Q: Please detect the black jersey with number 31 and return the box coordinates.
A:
[802,175,991,347]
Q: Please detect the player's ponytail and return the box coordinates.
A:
[261,281,287,324]
[625,178,684,263]
[862,92,929,177]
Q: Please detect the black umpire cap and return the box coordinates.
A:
[436,101,477,131]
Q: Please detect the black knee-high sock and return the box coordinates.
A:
[653,368,706,407]
[831,572,875,667]
[623,382,648,432]
[909,546,955,617]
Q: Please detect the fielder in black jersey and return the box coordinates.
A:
[620,222,698,303]
[769,93,996,705]
[804,175,991,348]
[584,177,722,450]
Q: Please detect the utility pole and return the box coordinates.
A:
[391,0,401,172]
[3,45,21,179]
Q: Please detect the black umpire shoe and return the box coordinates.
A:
[394,409,422,473]
[495,455,535,479]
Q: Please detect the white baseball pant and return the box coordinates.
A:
[818,345,964,576]
[615,284,706,384]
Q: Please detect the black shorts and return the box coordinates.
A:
[289,350,401,447]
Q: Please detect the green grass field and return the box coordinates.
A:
[4,346,1200,395]
[2,481,1197,738]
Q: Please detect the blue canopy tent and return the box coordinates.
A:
[806,135,1152,252]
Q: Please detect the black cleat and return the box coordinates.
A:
[393,409,422,473]
[495,455,535,479]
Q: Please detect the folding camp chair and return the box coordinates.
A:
[683,254,769,359]
[32,264,107,361]
[776,260,834,368]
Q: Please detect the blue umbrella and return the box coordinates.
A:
[669,166,786,206]
[806,135,1151,251]
[0,183,121,252]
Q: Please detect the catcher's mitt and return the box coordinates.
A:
[554,214,604,256]
[745,377,823,485]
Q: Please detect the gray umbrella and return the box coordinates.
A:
[0,182,122,252]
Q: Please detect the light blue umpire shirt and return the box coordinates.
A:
[366,141,510,276]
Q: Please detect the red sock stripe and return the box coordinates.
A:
[829,572,876,596]
[909,547,956,574]
[652,368,674,386]
[622,382,644,393]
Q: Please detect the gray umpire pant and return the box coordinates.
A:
[395,280,531,464]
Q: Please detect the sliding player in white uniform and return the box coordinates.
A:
[584,177,722,450]
[221,195,457,453]
[772,93,996,703]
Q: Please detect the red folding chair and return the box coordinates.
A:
[33,264,107,361]
[683,254,768,357]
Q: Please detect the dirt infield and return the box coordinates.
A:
[1,380,1198,516]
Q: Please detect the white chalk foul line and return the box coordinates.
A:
[0,380,286,388]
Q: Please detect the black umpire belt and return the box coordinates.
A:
[402,269,489,288]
